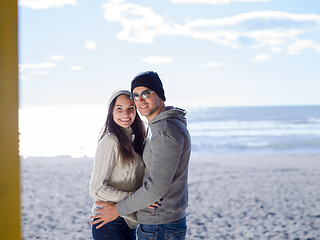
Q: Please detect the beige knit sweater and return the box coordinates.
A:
[89,128,144,228]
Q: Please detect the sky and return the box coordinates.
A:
[17,0,320,157]
[19,0,320,108]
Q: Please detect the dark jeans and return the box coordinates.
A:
[92,216,136,240]
[137,217,187,240]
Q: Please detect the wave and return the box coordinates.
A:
[188,120,320,137]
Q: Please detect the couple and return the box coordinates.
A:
[89,71,191,240]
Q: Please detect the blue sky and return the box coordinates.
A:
[19,0,320,108]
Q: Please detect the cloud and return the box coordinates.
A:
[85,41,97,50]
[70,66,83,71]
[19,75,31,80]
[287,40,320,55]
[170,0,270,4]
[102,1,320,55]
[202,62,224,68]
[19,0,76,10]
[19,62,58,72]
[50,55,64,61]
[270,47,283,53]
[178,11,320,50]
[268,82,277,88]
[31,70,49,75]
[142,56,172,66]
[102,0,175,44]
[252,54,270,61]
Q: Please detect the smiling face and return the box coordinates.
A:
[112,94,136,128]
[132,86,164,122]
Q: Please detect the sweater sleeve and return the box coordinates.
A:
[89,135,132,202]
[116,130,184,215]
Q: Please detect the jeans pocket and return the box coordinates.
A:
[137,225,156,240]
[165,227,187,240]
[164,219,187,240]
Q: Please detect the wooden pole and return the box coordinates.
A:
[0,0,21,239]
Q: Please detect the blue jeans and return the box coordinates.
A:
[92,216,136,240]
[137,217,187,240]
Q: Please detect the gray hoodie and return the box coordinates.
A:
[117,106,191,224]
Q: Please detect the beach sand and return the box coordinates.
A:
[21,154,320,239]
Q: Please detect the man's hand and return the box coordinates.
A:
[148,198,163,209]
[90,201,119,229]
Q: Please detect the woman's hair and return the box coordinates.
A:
[99,94,145,165]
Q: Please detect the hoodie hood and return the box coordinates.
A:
[150,106,187,126]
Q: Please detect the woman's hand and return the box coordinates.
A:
[90,201,119,229]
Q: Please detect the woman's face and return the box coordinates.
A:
[113,95,136,128]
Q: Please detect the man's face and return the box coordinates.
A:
[131,86,163,122]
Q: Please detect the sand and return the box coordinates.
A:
[21,154,320,239]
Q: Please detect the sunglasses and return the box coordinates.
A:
[131,90,154,101]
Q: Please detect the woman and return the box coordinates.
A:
[89,90,146,240]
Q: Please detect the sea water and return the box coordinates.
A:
[187,105,320,155]
[19,105,320,157]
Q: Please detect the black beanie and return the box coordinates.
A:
[131,71,166,102]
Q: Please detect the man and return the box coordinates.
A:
[91,71,191,239]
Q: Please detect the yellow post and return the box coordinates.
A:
[0,0,21,239]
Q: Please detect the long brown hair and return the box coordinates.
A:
[99,94,145,164]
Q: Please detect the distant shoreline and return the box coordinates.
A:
[20,152,320,159]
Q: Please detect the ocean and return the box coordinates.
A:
[187,105,320,155]
[19,105,320,157]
